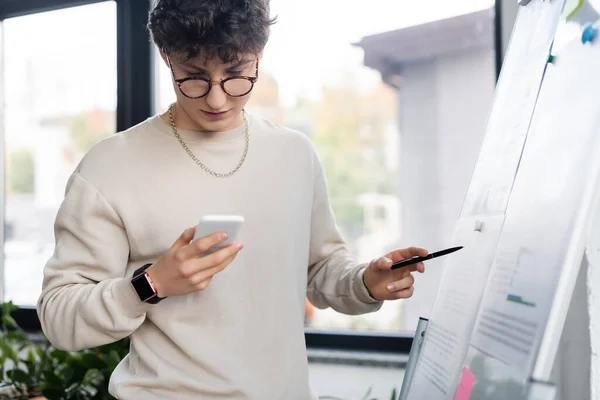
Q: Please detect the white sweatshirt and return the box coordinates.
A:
[37,113,383,400]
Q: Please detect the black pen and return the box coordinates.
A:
[391,246,463,270]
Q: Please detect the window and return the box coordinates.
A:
[1,2,117,306]
[1,0,500,341]
[154,0,497,333]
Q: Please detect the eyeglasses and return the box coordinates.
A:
[166,56,259,99]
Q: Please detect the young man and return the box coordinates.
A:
[37,1,428,399]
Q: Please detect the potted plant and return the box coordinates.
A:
[0,301,129,400]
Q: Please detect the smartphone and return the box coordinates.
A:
[192,215,244,254]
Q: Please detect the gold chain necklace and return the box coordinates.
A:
[168,103,249,178]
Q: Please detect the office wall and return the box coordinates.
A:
[397,47,495,328]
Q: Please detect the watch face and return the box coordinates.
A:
[132,273,156,302]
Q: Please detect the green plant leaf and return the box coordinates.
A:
[7,368,31,385]
[81,353,106,370]
[21,359,36,375]
[0,340,19,362]
[390,387,397,400]
[2,301,18,314]
[62,367,74,382]
[17,341,31,352]
[50,349,70,363]
[68,361,87,384]
[35,344,47,359]
[42,370,64,387]
[106,350,122,369]
[82,368,103,385]
[43,387,67,400]
[27,348,37,362]
[362,386,373,400]
[2,315,19,330]
[3,331,27,341]
[0,327,130,400]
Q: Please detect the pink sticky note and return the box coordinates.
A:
[453,366,476,400]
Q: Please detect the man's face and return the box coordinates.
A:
[163,51,258,132]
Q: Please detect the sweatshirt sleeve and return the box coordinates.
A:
[306,155,384,315]
[37,173,153,351]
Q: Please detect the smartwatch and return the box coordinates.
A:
[131,263,165,304]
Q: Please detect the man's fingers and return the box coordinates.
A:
[375,257,393,271]
[386,274,415,293]
[194,277,212,292]
[412,246,428,257]
[402,262,425,274]
[392,246,428,260]
[194,232,230,255]
[204,242,243,267]
[184,243,243,278]
[173,226,197,247]
[190,253,238,286]
[177,232,228,260]
[394,286,415,299]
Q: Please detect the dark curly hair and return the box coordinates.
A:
[148,0,276,63]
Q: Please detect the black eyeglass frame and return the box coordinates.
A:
[166,55,259,99]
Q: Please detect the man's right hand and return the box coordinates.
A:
[145,226,243,298]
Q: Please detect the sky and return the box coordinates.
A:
[262,0,494,105]
[3,0,495,139]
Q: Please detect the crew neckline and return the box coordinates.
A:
[149,112,251,144]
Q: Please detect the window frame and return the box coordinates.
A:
[0,0,509,356]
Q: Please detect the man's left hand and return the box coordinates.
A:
[363,246,428,301]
